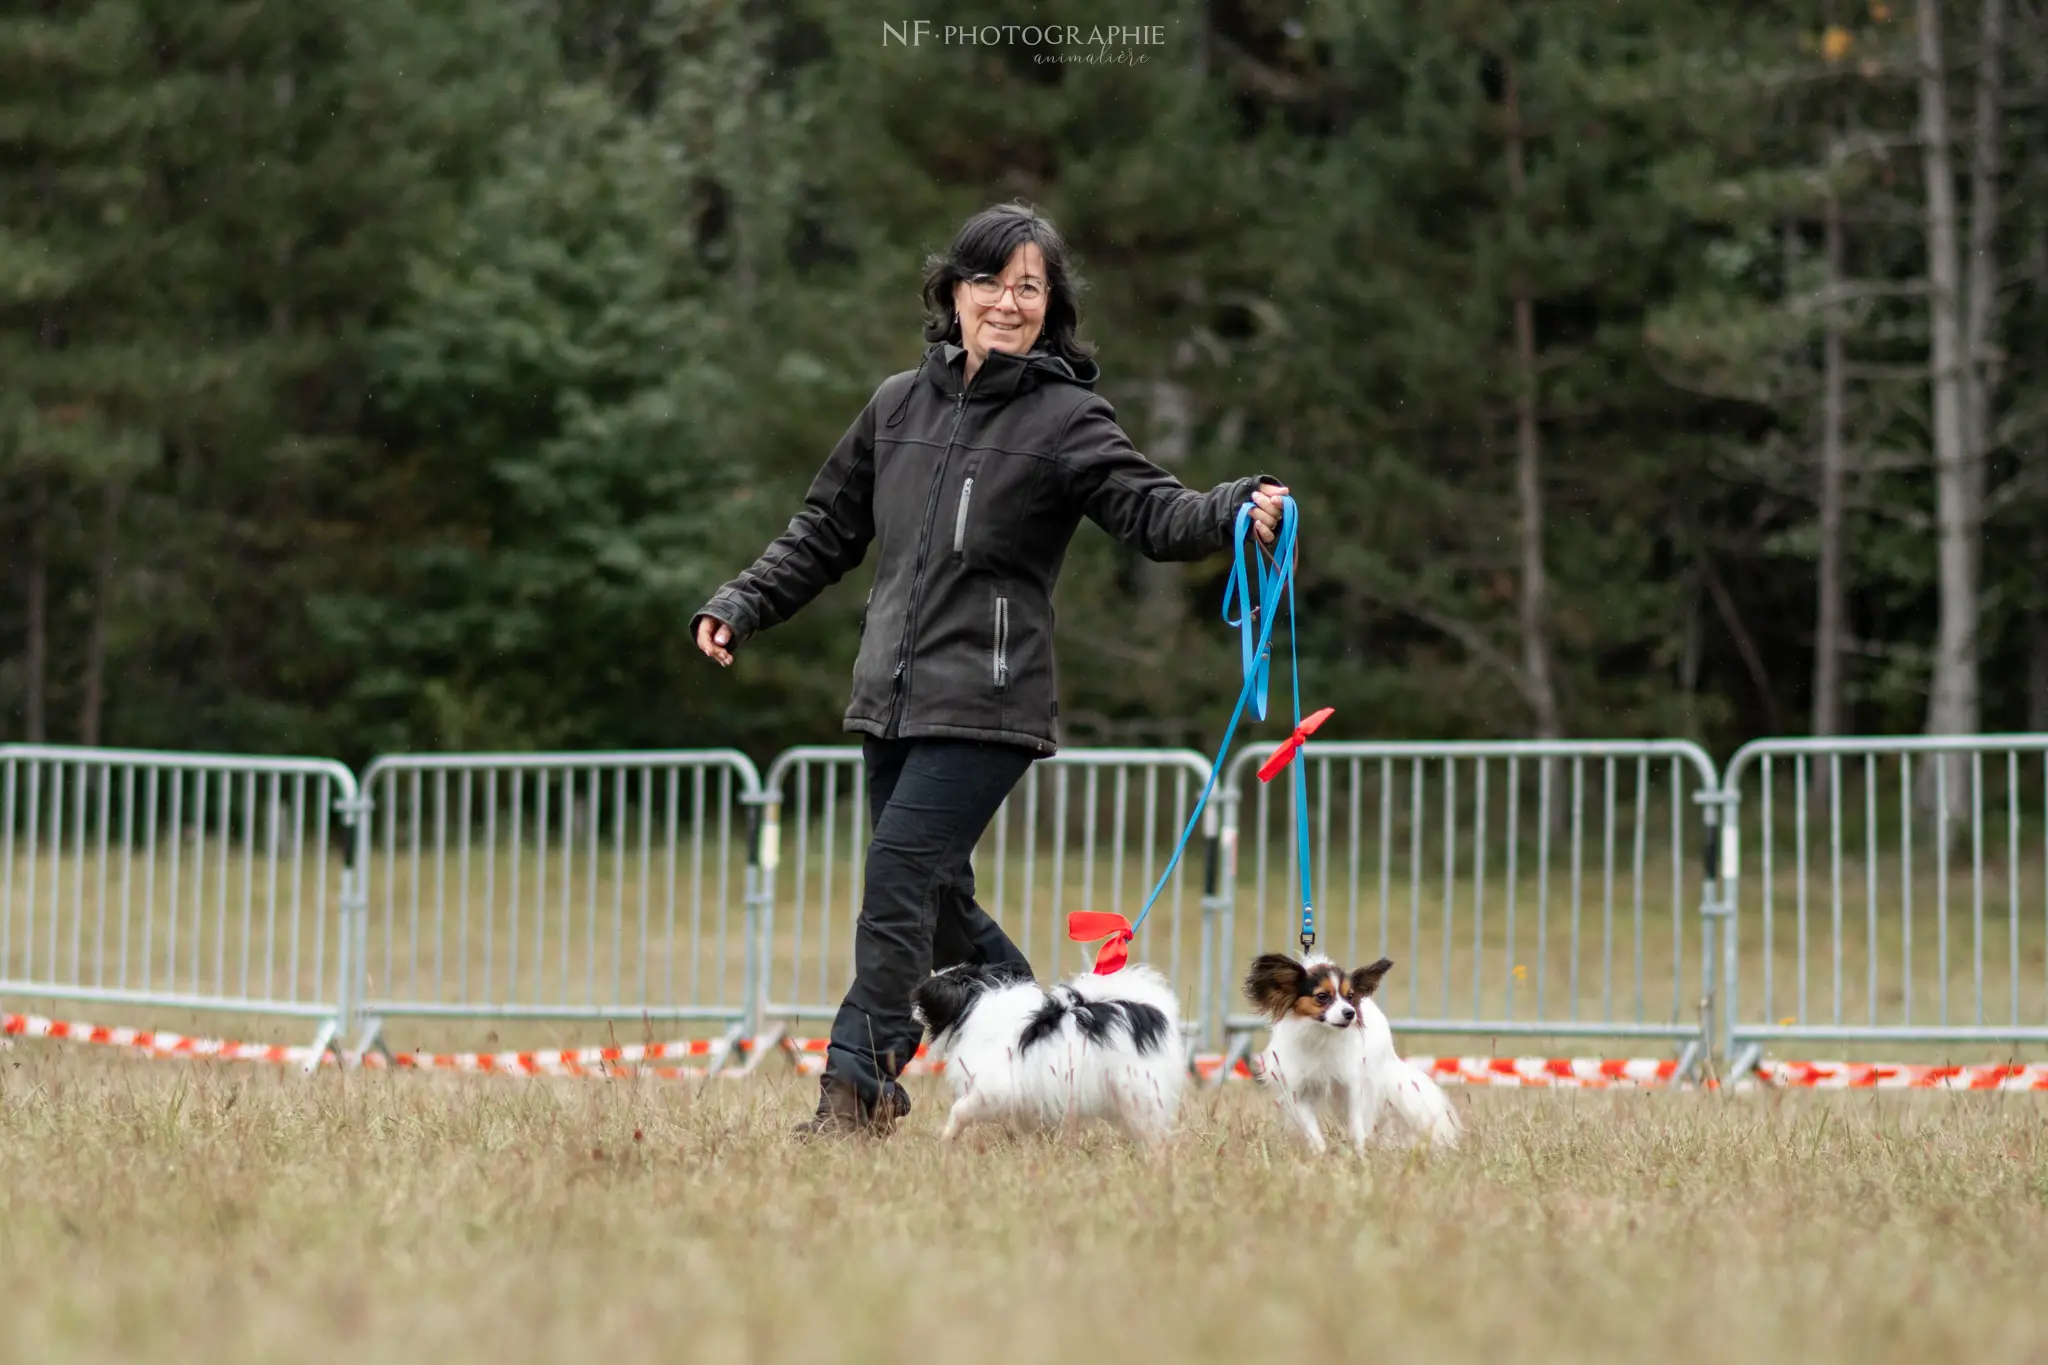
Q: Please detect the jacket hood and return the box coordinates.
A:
[927,341,1101,399]
[884,340,1102,429]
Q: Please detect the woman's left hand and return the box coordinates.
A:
[1249,483,1291,545]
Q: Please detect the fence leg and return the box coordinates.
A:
[1211,1027,1255,1089]
[302,1017,342,1076]
[1694,785,1739,1075]
[703,1018,750,1079]
[348,1015,391,1068]
[735,1020,787,1076]
[335,788,374,1059]
[742,789,779,1063]
[1719,837,1741,1069]
[1209,789,1241,1058]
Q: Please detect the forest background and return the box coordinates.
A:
[4,0,2045,774]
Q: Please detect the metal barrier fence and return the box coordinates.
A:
[353,751,764,1061]
[753,746,1222,1052]
[1213,741,1729,1077]
[1720,736,2048,1076]
[0,745,366,1058]
[12,732,2048,1078]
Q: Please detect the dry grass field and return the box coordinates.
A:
[7,755,2048,1363]
[3,1047,2047,1365]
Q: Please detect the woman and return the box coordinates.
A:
[691,202,1288,1138]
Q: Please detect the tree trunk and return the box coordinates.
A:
[1702,549,1784,736]
[24,479,48,744]
[79,479,126,747]
[1503,57,1563,741]
[27,153,55,747]
[1679,562,1703,710]
[1960,0,2004,464]
[1812,182,1848,741]
[2030,523,2048,733]
[1916,0,1977,815]
[272,66,296,337]
[2032,226,2048,734]
[1134,376,1195,641]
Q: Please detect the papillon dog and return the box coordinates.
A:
[1243,952,1461,1154]
[910,960,1187,1146]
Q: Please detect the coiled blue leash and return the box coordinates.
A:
[1260,507,1320,957]
[1233,497,1322,956]
[1071,494,1322,969]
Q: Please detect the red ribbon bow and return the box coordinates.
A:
[1066,911,1134,975]
[1257,706,1335,783]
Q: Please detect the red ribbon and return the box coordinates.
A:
[1256,706,1335,783]
[1066,911,1134,975]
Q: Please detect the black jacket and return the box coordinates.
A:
[692,341,1271,756]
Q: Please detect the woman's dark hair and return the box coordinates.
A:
[920,201,1092,364]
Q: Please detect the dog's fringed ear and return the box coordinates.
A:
[910,969,980,1039]
[1244,953,1307,1019]
[1349,957,1396,999]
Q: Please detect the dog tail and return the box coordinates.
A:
[1387,1059,1462,1149]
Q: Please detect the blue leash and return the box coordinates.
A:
[1121,496,1316,956]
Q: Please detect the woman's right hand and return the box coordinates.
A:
[1249,482,1291,546]
[695,615,735,667]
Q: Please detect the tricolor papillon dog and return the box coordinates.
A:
[910,961,1187,1147]
[1243,953,1461,1154]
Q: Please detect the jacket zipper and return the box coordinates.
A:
[992,594,1009,690]
[952,476,974,554]
[887,387,971,734]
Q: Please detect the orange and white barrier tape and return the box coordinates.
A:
[1409,1056,1682,1088]
[4,1010,739,1079]
[14,1011,2046,1092]
[5,1010,320,1066]
[782,1046,1247,1082]
[362,1035,736,1080]
[772,1036,938,1076]
[1204,1052,1681,1088]
[777,1039,1684,1088]
[1749,1060,2048,1091]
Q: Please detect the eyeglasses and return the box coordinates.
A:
[964,273,1047,307]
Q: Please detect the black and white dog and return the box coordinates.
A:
[911,961,1186,1146]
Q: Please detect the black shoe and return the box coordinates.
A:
[790,1076,911,1140]
[883,1079,912,1123]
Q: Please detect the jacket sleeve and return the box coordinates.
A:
[690,388,880,648]
[1060,392,1277,562]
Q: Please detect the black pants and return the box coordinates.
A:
[824,736,1035,1101]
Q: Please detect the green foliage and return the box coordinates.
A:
[2,0,2045,762]
[327,85,743,752]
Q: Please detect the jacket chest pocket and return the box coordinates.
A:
[991,593,1010,691]
[952,474,976,555]
[952,451,994,556]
